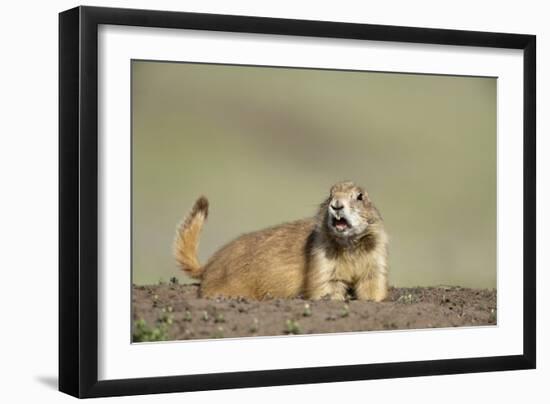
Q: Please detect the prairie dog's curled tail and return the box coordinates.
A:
[173,196,209,279]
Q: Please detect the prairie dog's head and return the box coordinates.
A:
[321,181,380,240]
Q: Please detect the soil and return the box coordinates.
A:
[132,283,496,342]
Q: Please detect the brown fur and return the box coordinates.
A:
[173,196,209,278]
[173,182,389,301]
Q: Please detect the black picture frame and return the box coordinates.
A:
[59,5,536,399]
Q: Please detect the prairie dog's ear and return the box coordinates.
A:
[355,187,368,201]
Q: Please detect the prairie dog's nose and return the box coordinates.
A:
[330,200,344,211]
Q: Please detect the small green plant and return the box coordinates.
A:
[133,318,168,342]
[397,293,418,304]
[158,311,173,325]
[249,318,259,333]
[211,326,225,339]
[183,310,192,322]
[214,312,225,323]
[489,308,497,323]
[340,304,350,318]
[169,276,179,285]
[202,311,209,322]
[285,319,301,335]
[302,303,312,317]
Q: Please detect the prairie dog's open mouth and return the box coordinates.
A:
[331,216,351,232]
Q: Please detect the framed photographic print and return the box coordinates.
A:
[59,5,536,398]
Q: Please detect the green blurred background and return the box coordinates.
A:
[132,60,496,289]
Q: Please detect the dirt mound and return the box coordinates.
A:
[132,283,496,342]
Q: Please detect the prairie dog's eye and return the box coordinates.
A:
[357,193,363,201]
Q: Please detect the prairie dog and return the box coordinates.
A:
[173,181,388,301]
